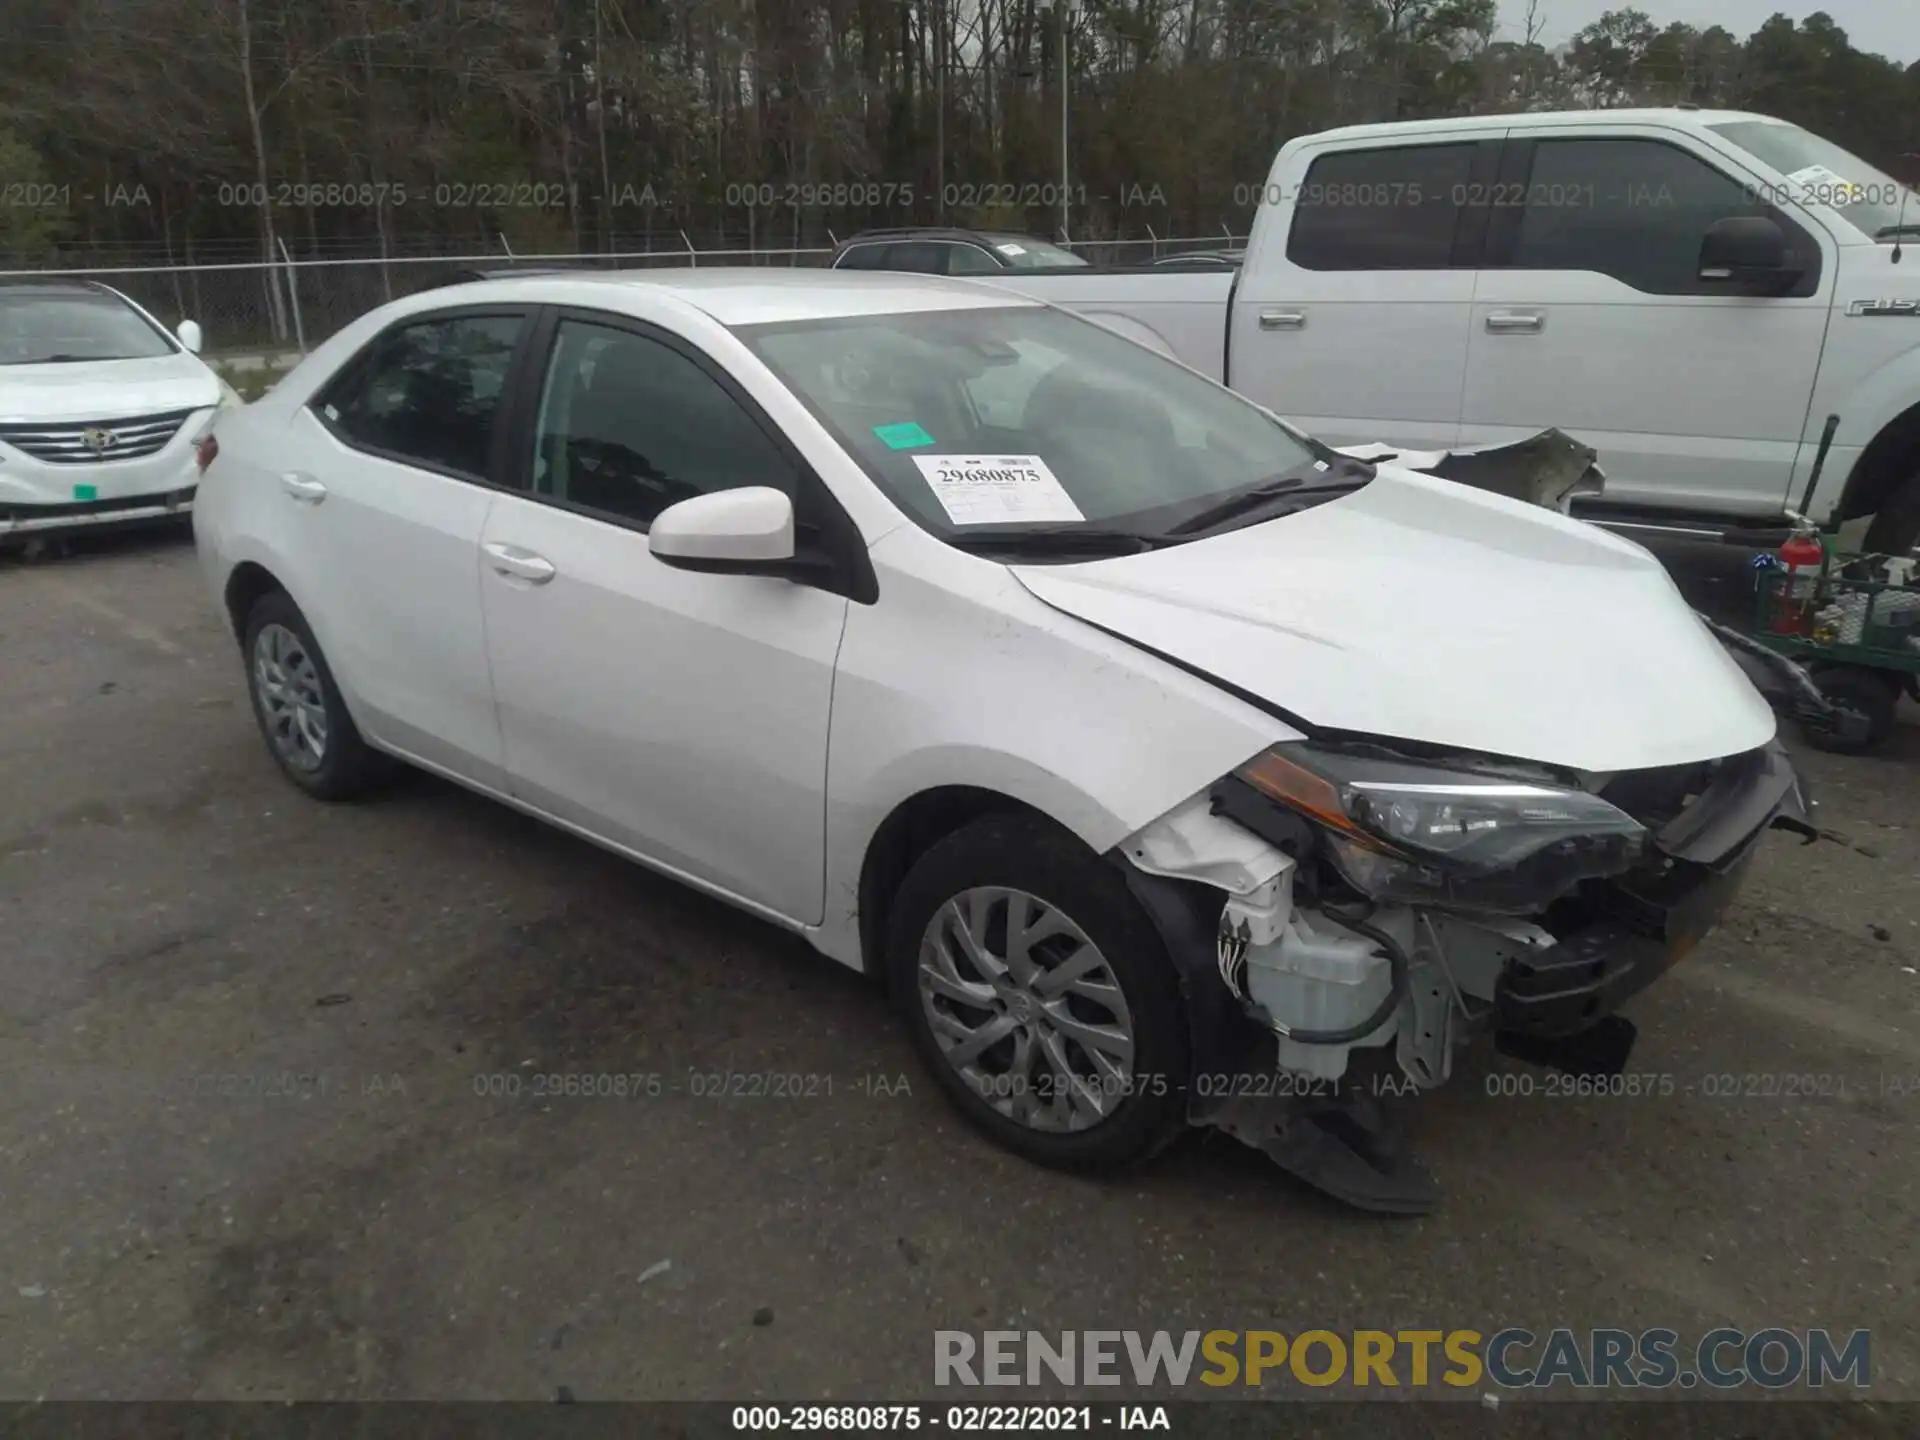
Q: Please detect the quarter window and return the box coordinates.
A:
[1285,143,1479,271]
[835,244,890,271]
[528,319,799,529]
[318,313,523,478]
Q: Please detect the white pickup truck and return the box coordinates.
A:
[991,108,1920,554]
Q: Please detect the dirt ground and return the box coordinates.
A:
[1,526,1916,1421]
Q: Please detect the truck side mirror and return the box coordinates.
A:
[1699,217,1802,292]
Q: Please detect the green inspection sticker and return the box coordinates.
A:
[873,421,935,450]
[72,483,99,501]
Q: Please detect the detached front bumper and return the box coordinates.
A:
[1495,738,1812,1039]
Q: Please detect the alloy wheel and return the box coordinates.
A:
[917,886,1136,1133]
[252,622,329,772]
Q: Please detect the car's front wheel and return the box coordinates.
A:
[241,590,391,800]
[886,814,1191,1171]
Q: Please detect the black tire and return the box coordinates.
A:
[886,813,1190,1172]
[1863,473,1920,559]
[240,590,393,800]
[1804,664,1901,754]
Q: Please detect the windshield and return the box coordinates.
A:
[738,305,1332,544]
[1709,121,1915,240]
[989,238,1089,269]
[0,290,177,364]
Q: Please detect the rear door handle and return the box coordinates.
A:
[1259,310,1307,331]
[483,542,557,585]
[280,471,327,503]
[1485,311,1545,334]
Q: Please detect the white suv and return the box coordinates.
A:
[0,280,234,541]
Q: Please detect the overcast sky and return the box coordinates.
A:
[1496,0,1919,62]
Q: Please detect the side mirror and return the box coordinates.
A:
[649,487,795,576]
[176,319,204,354]
[1699,217,1801,291]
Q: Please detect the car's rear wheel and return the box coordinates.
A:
[886,814,1190,1171]
[242,590,391,800]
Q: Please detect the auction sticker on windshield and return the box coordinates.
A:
[911,454,1086,526]
[1786,164,1865,204]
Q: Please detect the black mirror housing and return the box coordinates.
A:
[1699,216,1802,291]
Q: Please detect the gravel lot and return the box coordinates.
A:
[1,526,1917,1415]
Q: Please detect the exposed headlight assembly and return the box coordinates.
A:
[1231,743,1648,912]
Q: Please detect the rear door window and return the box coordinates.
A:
[316,312,525,479]
[877,243,948,274]
[944,245,1004,275]
[1285,143,1480,271]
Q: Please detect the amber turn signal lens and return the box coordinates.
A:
[1236,749,1378,846]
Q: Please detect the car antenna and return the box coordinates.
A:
[1894,153,1918,264]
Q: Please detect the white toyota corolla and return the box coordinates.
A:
[1,279,235,540]
[193,270,1812,1211]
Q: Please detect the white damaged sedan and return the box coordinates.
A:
[192,270,1813,1211]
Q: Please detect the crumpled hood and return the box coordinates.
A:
[1012,463,1777,774]
[0,354,219,424]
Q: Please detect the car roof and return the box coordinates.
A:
[839,227,1058,249]
[0,277,114,296]
[436,266,1041,327]
[1304,107,1785,146]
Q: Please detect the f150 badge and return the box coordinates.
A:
[1849,299,1920,317]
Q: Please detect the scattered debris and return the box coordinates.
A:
[1871,925,1893,943]
[554,1385,576,1404]
[897,1238,922,1267]
[315,994,352,1007]
[638,1259,672,1286]
[752,1306,775,1327]
[17,1285,45,1299]
[97,681,117,695]
[1481,1392,1500,1410]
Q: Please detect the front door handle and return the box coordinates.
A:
[484,542,557,585]
[1485,311,1545,334]
[280,471,328,503]
[1259,310,1307,331]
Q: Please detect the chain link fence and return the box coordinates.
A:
[0,234,1243,362]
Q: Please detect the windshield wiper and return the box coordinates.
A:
[1165,460,1373,537]
[945,525,1162,557]
[1874,224,1920,240]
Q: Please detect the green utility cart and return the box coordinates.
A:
[1753,552,1920,753]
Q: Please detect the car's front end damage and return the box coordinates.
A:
[1114,733,1815,1213]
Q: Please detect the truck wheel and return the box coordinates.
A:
[886,814,1191,1172]
[1863,473,1920,558]
[1805,665,1900,754]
